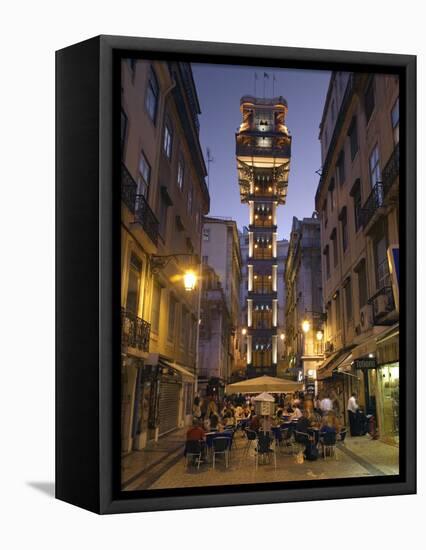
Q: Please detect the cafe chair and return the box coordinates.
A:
[294,430,311,454]
[185,440,203,470]
[212,437,230,469]
[243,429,257,458]
[280,427,294,454]
[255,433,276,470]
[321,431,337,460]
[338,428,347,444]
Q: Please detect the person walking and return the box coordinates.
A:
[347,392,359,436]
[320,394,333,414]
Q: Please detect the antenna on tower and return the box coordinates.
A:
[206,148,214,189]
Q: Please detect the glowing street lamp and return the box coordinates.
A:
[183,270,197,292]
[316,330,324,341]
[242,328,247,336]
[280,333,285,341]
[302,319,311,333]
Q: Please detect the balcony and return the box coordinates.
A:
[121,308,151,353]
[121,163,159,246]
[368,286,397,326]
[360,144,399,229]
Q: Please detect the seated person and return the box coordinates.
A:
[321,411,340,433]
[186,418,206,441]
[208,413,221,432]
[290,405,302,420]
[185,418,206,459]
[248,413,260,432]
[296,409,312,433]
[223,410,235,427]
[273,409,284,426]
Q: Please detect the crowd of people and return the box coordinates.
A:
[186,390,364,463]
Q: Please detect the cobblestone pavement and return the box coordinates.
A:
[124,429,399,491]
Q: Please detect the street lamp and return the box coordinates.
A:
[280,333,285,341]
[242,328,247,336]
[150,253,199,292]
[183,270,197,292]
[316,330,324,341]
[302,319,311,333]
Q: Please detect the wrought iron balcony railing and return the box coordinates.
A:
[121,308,151,352]
[121,163,159,246]
[382,142,399,197]
[360,144,399,228]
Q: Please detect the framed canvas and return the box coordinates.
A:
[56,35,416,514]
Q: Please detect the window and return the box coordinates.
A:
[137,152,151,198]
[177,155,185,190]
[159,196,169,238]
[336,150,345,186]
[168,294,177,341]
[202,255,208,264]
[391,97,399,144]
[180,307,188,346]
[369,145,381,187]
[145,66,159,123]
[351,180,362,232]
[323,199,328,228]
[356,260,368,308]
[163,121,173,159]
[374,232,389,290]
[203,228,210,241]
[329,179,336,211]
[324,246,330,280]
[348,117,358,160]
[126,253,142,315]
[151,280,161,332]
[334,291,341,331]
[331,229,338,268]
[121,110,128,157]
[339,207,348,252]
[331,99,336,121]
[365,77,375,123]
[344,278,353,322]
[187,185,193,214]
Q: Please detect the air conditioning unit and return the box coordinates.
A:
[359,304,373,331]
[375,294,390,317]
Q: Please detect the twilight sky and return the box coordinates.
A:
[192,63,331,240]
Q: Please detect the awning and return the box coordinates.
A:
[317,350,353,381]
[158,358,195,382]
[376,323,399,364]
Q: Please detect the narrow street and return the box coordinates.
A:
[123,428,398,491]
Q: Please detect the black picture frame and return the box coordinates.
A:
[56,35,416,514]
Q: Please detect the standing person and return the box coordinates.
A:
[207,397,217,418]
[192,396,202,420]
[320,394,333,415]
[347,392,359,436]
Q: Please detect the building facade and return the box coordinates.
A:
[236,95,292,378]
[120,59,209,453]
[284,215,324,391]
[315,71,399,441]
[198,217,242,391]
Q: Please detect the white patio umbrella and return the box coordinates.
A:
[225,375,303,394]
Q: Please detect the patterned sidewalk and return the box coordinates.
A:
[128,430,399,491]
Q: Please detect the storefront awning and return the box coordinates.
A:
[376,323,399,365]
[158,358,195,382]
[317,350,353,380]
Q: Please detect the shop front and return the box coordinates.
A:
[376,325,399,444]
